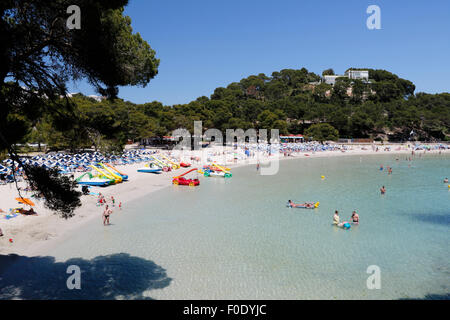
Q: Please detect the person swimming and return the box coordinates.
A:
[380,186,386,194]
[444,178,449,183]
[338,221,351,229]
[288,200,314,208]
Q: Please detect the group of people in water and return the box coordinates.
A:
[333,210,359,229]
[287,200,359,229]
[285,155,449,230]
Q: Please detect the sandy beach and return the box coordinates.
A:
[1,143,448,257]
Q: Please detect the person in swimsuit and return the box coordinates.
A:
[444,178,449,183]
[103,205,112,225]
[333,210,340,225]
[288,200,313,208]
[338,221,351,229]
[351,211,359,224]
[380,186,386,194]
[288,200,298,208]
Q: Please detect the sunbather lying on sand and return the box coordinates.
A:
[18,208,38,215]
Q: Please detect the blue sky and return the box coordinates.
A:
[69,0,450,105]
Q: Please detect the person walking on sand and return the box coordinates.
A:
[103,205,112,225]
[111,196,115,207]
[119,202,122,210]
[256,161,260,171]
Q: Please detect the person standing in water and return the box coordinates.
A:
[333,210,340,225]
[256,161,260,171]
[380,186,386,194]
[351,211,359,224]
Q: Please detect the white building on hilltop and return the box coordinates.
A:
[322,69,370,85]
[323,75,342,85]
[345,69,369,81]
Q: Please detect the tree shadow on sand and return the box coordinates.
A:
[0,253,172,299]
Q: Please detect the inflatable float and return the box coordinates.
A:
[334,222,351,229]
[287,202,319,209]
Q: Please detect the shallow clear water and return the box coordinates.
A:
[1,154,449,299]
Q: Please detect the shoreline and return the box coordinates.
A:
[1,145,448,258]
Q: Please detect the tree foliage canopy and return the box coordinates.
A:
[305,123,339,142]
[0,0,159,216]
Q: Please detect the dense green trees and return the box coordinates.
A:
[29,67,449,153]
[1,0,159,217]
[322,69,335,76]
[305,123,339,142]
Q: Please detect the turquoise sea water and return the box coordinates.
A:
[1,154,449,299]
